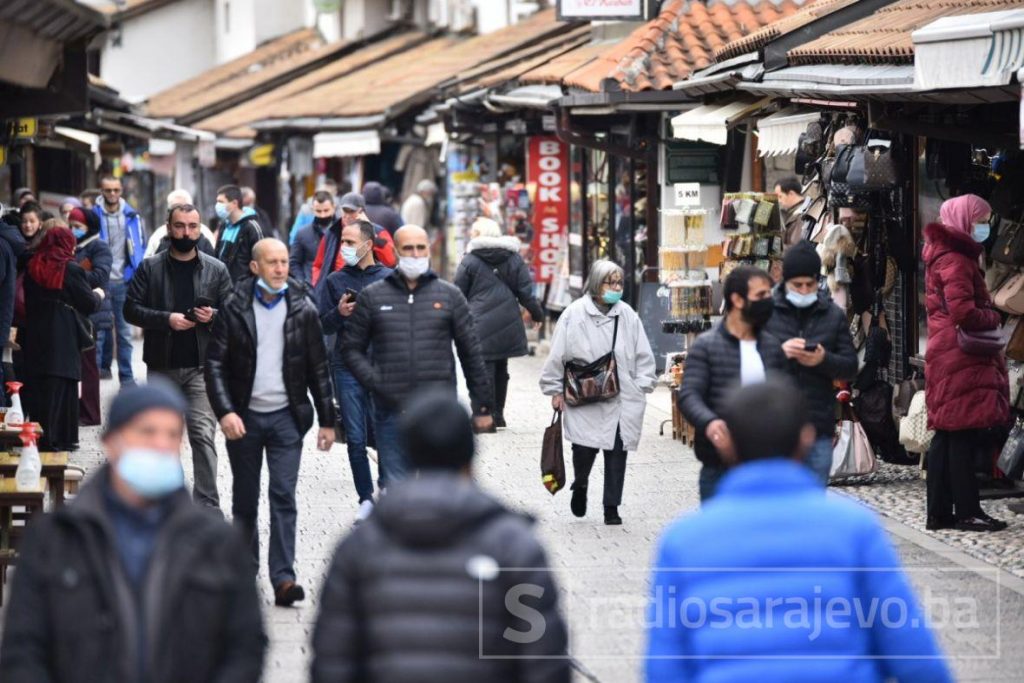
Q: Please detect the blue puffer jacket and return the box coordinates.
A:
[318,263,392,366]
[646,459,952,683]
[92,201,145,282]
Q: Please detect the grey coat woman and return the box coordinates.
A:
[540,260,657,525]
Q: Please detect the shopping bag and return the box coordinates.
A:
[831,407,878,478]
[997,419,1024,480]
[899,391,935,454]
[541,411,566,495]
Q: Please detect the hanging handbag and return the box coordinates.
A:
[541,411,566,494]
[563,316,619,407]
[899,391,935,454]
[993,271,1024,315]
[734,198,756,226]
[992,219,1024,266]
[996,416,1024,480]
[831,405,877,478]
[847,141,898,191]
[1007,317,1024,361]
[892,374,925,422]
[854,382,916,465]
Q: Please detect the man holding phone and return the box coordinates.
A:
[765,240,858,484]
[125,202,233,508]
[319,219,392,522]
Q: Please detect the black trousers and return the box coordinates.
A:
[926,429,983,521]
[571,429,627,507]
[24,375,79,450]
[487,359,509,418]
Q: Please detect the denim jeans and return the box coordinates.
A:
[805,437,834,486]
[149,367,219,508]
[336,367,375,502]
[225,408,303,589]
[374,404,409,488]
[699,464,726,502]
[98,280,134,383]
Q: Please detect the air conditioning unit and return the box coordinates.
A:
[450,0,475,32]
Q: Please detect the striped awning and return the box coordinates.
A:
[756,108,820,157]
[671,98,770,146]
[913,9,1024,91]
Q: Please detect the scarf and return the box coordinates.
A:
[28,226,77,290]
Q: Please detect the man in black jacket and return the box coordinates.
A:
[125,203,233,509]
[0,381,266,682]
[0,219,25,394]
[214,184,264,281]
[289,189,335,286]
[311,391,569,683]
[765,241,858,483]
[678,265,788,501]
[205,238,335,606]
[343,225,494,487]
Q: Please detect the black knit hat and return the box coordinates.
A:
[782,240,822,281]
[399,391,475,471]
[103,378,187,437]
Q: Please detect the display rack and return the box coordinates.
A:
[659,209,713,330]
[718,192,784,282]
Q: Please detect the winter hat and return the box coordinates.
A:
[339,192,365,212]
[939,194,991,238]
[103,378,187,437]
[399,391,475,471]
[471,217,502,239]
[67,207,88,226]
[782,240,822,281]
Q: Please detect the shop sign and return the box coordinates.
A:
[557,0,654,21]
[247,143,276,167]
[528,136,569,284]
[673,182,701,207]
[13,118,37,139]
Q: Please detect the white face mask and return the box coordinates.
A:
[785,288,818,309]
[398,256,430,280]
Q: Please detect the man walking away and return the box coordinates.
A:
[319,219,392,520]
[678,265,787,501]
[290,190,335,287]
[214,184,264,281]
[362,181,402,233]
[647,380,952,682]
[400,179,437,229]
[766,241,858,483]
[312,391,570,683]
[242,186,276,239]
[0,381,266,682]
[145,189,217,258]
[93,174,145,385]
[343,225,494,486]
[124,203,233,509]
[205,238,335,606]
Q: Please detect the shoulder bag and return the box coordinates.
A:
[992,219,1024,266]
[899,391,935,454]
[831,404,878,479]
[993,271,1024,315]
[563,316,620,407]
[997,415,1024,480]
[940,292,1006,355]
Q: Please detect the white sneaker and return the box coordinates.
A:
[356,499,374,522]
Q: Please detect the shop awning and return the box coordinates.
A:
[54,126,100,154]
[312,131,381,159]
[741,64,915,97]
[670,98,770,145]
[92,109,215,141]
[487,85,564,110]
[756,108,819,157]
[913,9,1024,91]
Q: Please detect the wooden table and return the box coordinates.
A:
[0,477,47,606]
[0,451,69,507]
[0,423,43,451]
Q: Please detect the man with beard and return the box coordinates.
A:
[124,203,233,509]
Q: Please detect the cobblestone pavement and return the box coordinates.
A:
[15,347,1024,682]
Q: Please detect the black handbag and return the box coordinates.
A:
[997,417,1024,480]
[71,307,95,352]
[848,142,898,191]
[855,381,916,465]
[563,316,619,407]
[992,219,1024,265]
[541,411,566,494]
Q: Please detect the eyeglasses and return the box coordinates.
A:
[603,279,624,289]
[101,188,122,194]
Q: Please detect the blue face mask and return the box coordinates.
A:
[786,289,818,309]
[72,227,87,239]
[256,278,288,295]
[116,448,184,500]
[214,202,231,222]
[602,290,623,305]
[972,223,991,243]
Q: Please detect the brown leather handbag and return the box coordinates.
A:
[563,316,620,407]
[1008,317,1024,362]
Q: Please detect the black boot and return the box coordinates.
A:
[494,413,507,429]
[570,485,587,518]
[604,506,622,525]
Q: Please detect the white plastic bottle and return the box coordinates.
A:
[16,422,41,491]
[5,381,25,426]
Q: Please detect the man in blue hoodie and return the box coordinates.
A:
[93,175,146,385]
[647,379,952,683]
[214,184,264,281]
[319,219,391,522]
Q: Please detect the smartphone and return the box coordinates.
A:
[344,288,358,302]
[185,296,216,322]
[804,342,818,352]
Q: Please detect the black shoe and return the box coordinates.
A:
[604,506,622,526]
[274,581,305,607]
[99,369,113,380]
[955,516,1007,532]
[570,486,587,518]
[926,515,955,531]
[494,414,507,429]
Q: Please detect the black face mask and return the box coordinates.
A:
[741,297,774,328]
[313,216,333,228]
[170,236,199,254]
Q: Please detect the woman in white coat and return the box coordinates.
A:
[540,260,657,525]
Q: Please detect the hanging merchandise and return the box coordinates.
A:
[899,391,935,454]
[718,192,783,282]
[660,210,712,334]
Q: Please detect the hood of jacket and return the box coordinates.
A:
[923,221,983,266]
[771,282,831,313]
[467,235,520,256]
[0,221,26,258]
[362,182,386,206]
[372,472,522,547]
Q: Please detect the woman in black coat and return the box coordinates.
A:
[71,209,111,426]
[22,226,101,450]
[454,218,543,428]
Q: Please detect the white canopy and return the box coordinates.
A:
[670,98,769,146]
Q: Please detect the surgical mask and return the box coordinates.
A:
[602,290,623,305]
[214,202,230,222]
[398,256,430,280]
[972,223,991,243]
[72,227,87,240]
[741,297,774,328]
[341,241,369,267]
[785,288,818,309]
[256,277,288,295]
[116,448,184,500]
[170,236,198,253]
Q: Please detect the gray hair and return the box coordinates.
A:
[584,259,624,298]
[166,188,192,208]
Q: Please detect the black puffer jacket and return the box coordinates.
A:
[205,277,334,434]
[454,237,544,361]
[311,472,569,683]
[341,271,493,414]
[75,235,113,332]
[678,321,789,466]
[124,251,233,371]
[764,286,859,438]
[0,466,266,683]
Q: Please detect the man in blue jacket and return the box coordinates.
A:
[319,219,391,521]
[647,379,952,683]
[93,175,146,386]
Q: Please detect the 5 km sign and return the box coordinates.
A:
[528,136,569,284]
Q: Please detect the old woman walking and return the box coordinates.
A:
[540,259,657,525]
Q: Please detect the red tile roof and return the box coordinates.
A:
[715,0,857,62]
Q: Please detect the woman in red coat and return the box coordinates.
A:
[923,194,1009,532]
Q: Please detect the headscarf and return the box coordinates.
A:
[28,226,77,290]
[67,207,88,226]
[62,196,83,210]
[939,194,991,238]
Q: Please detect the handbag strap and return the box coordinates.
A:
[610,314,619,354]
